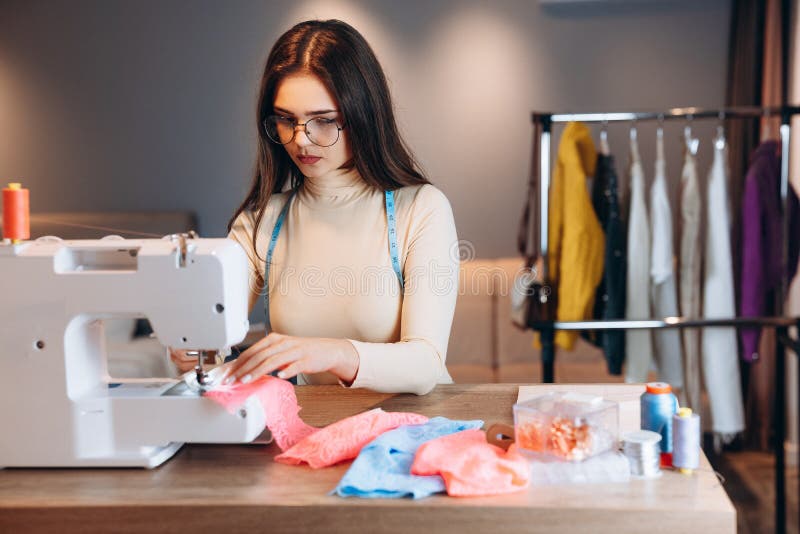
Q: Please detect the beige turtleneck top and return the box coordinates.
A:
[227,173,458,395]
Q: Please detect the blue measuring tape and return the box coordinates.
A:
[384,190,404,292]
[263,189,404,333]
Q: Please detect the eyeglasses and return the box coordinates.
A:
[263,115,344,147]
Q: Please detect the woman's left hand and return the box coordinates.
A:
[221,333,359,385]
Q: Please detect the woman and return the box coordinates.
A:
[174,20,458,395]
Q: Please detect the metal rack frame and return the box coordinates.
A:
[529,105,800,534]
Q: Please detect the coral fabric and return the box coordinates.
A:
[410,429,531,497]
[334,417,484,499]
[205,376,317,451]
[275,408,428,468]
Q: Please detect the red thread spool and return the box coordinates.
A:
[2,183,30,242]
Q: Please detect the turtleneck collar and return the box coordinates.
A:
[298,170,374,207]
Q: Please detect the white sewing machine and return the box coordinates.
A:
[0,234,268,468]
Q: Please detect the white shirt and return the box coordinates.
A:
[701,139,744,437]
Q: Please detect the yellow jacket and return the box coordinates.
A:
[545,122,605,349]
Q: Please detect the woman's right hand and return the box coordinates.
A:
[169,348,198,373]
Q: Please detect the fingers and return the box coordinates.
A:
[224,340,301,384]
[240,332,287,357]
[225,333,285,376]
[217,335,341,386]
[274,360,305,380]
[234,348,303,384]
[225,348,298,384]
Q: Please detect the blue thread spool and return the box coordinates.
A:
[641,382,678,458]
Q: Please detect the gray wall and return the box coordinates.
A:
[0,0,730,258]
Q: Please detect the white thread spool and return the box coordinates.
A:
[622,430,662,478]
[672,407,701,475]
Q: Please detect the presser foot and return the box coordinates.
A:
[195,364,209,387]
[183,350,224,394]
[182,366,226,395]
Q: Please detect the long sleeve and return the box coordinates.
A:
[348,186,458,395]
[649,137,684,389]
[740,173,764,361]
[547,122,604,350]
[590,154,626,375]
[702,143,744,437]
[739,141,783,363]
[625,140,654,383]
[680,152,702,412]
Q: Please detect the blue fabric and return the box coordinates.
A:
[334,416,484,499]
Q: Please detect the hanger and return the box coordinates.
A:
[656,114,665,160]
[715,111,726,150]
[600,118,610,156]
[684,114,699,156]
[629,119,640,162]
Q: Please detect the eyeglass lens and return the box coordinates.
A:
[265,116,341,147]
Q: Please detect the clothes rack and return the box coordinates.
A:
[528,105,800,534]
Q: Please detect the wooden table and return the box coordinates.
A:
[0,384,736,533]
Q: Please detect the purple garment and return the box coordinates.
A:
[740,141,800,362]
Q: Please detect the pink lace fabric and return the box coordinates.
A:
[205,376,317,451]
[275,408,428,468]
[410,429,531,497]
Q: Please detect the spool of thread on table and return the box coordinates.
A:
[640,382,678,466]
[622,430,662,478]
[672,407,700,475]
[2,182,30,243]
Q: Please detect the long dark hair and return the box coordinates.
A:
[228,19,429,256]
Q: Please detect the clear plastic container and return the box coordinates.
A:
[513,392,619,462]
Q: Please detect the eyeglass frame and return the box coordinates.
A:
[262,114,345,147]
